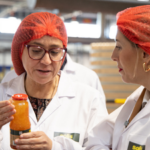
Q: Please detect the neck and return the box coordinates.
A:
[24,74,59,99]
[140,73,150,92]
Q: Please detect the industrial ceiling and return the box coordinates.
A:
[35,0,150,14]
[0,0,150,46]
[0,0,150,17]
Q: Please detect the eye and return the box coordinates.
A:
[50,49,61,55]
[115,46,121,50]
[31,48,43,53]
[32,50,42,53]
[51,50,59,54]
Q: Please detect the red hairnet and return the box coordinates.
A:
[12,12,68,75]
[117,5,150,55]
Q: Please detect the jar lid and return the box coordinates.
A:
[12,94,28,100]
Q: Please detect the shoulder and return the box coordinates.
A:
[73,81,104,104]
[0,73,25,100]
[72,62,100,84]
[60,71,101,98]
[74,62,98,77]
[75,80,97,91]
[1,70,17,83]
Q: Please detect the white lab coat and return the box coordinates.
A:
[1,54,105,102]
[64,54,105,101]
[0,71,108,150]
[86,86,150,150]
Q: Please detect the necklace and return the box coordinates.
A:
[24,74,59,100]
[50,75,59,99]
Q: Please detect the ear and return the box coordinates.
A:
[143,51,150,64]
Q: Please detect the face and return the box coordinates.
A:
[111,29,144,83]
[22,35,64,85]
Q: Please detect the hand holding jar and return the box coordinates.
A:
[0,98,16,130]
[15,131,52,150]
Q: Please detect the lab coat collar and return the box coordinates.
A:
[6,71,76,98]
[5,71,76,126]
[63,54,76,73]
[35,71,76,127]
[6,73,27,96]
[126,88,150,129]
[113,99,136,150]
[57,70,76,98]
[5,73,37,124]
[113,86,145,149]
[142,89,150,103]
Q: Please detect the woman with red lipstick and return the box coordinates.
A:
[86,5,150,150]
[0,12,108,150]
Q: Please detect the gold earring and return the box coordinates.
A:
[143,62,150,72]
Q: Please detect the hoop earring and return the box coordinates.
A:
[143,62,150,72]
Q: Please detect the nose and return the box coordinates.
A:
[40,52,52,65]
[111,49,118,61]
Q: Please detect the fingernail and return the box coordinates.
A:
[20,135,23,138]
[15,139,18,143]
[10,116,13,120]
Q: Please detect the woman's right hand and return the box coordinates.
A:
[0,99,16,129]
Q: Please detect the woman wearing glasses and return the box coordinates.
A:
[0,12,108,150]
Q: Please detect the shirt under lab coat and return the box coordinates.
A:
[0,71,108,150]
[86,86,150,150]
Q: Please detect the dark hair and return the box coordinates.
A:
[60,56,67,70]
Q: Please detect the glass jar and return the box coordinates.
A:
[10,93,31,149]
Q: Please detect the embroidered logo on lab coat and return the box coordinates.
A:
[54,132,80,142]
[128,141,145,150]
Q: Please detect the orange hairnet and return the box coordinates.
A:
[117,5,150,55]
[12,12,68,75]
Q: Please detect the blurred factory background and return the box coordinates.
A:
[0,0,149,112]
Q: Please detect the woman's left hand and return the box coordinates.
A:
[15,131,52,150]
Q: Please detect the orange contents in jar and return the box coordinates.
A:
[10,94,31,149]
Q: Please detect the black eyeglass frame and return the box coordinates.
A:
[26,45,67,62]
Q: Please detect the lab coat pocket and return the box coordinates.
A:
[127,134,146,150]
[47,126,86,145]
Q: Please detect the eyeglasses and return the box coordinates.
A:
[26,45,67,61]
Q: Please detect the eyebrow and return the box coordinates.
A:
[30,42,62,48]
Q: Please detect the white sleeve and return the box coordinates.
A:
[0,83,8,150]
[95,75,106,103]
[51,91,108,150]
[89,72,106,104]
[85,106,123,150]
[1,70,17,83]
[0,130,3,149]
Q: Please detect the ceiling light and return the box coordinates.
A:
[137,0,149,1]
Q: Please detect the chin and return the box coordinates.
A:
[34,78,52,85]
[121,76,136,84]
[121,76,132,83]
